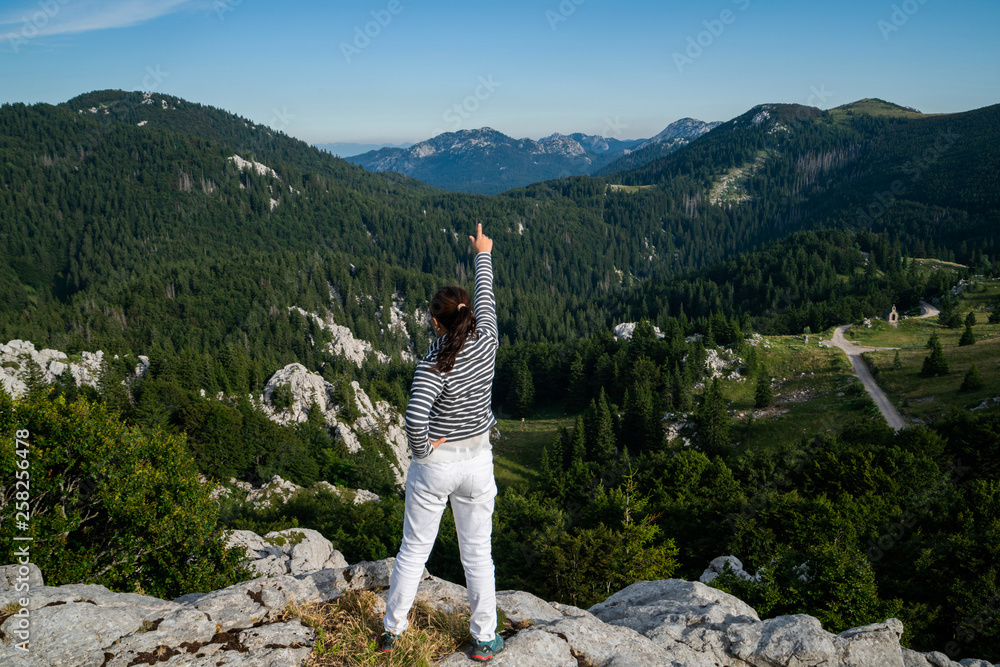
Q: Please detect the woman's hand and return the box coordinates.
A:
[430,437,447,449]
[469,223,492,254]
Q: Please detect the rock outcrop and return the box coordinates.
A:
[258,363,410,484]
[613,322,665,340]
[225,528,349,577]
[2,538,996,667]
[0,339,109,397]
[2,339,410,486]
[207,474,381,510]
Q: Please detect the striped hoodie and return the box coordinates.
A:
[405,252,498,459]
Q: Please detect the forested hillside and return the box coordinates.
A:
[2,91,998,375]
[610,99,1000,263]
[3,90,1000,662]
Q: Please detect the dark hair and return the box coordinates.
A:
[430,285,478,373]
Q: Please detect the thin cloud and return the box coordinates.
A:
[0,0,202,38]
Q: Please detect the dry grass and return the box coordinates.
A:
[281,590,476,666]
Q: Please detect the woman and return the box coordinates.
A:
[381,223,503,662]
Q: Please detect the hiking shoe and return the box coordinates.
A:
[471,635,504,661]
[379,631,402,653]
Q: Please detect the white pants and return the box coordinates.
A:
[383,444,498,642]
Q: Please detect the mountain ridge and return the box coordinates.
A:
[347,118,719,194]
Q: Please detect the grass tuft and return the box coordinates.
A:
[282,590,476,666]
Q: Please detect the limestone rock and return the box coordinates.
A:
[0,562,43,590]
[0,601,145,666]
[437,629,579,666]
[246,475,303,510]
[225,527,349,578]
[613,322,665,341]
[440,605,673,666]
[2,553,997,667]
[0,339,105,397]
[590,578,759,665]
[258,363,409,485]
[699,555,757,584]
[913,652,966,667]
[835,619,906,667]
[495,590,562,626]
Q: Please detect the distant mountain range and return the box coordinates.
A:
[344,119,721,194]
[315,142,412,158]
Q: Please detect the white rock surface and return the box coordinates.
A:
[699,555,758,584]
[3,540,995,667]
[212,475,380,510]
[612,322,665,341]
[0,339,105,397]
[225,528,349,577]
[259,362,409,485]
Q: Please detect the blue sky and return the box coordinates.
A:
[1,0,998,144]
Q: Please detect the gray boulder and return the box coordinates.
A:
[699,555,757,584]
[903,649,962,666]
[225,527,349,577]
[590,578,759,665]
[0,601,145,666]
[496,589,563,626]
[0,563,43,590]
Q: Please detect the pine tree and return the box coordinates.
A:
[584,388,616,464]
[17,354,51,400]
[539,446,554,485]
[891,350,902,371]
[566,353,588,413]
[569,416,587,469]
[695,377,730,454]
[754,369,774,408]
[670,366,691,412]
[508,358,535,418]
[921,334,949,377]
[959,323,976,346]
[965,311,977,327]
[989,301,1000,324]
[623,381,659,454]
[960,364,984,392]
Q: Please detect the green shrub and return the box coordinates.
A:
[0,392,251,599]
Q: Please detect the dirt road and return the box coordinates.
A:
[821,326,905,431]
[918,301,940,319]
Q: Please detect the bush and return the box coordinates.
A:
[960,364,984,392]
[0,392,250,598]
